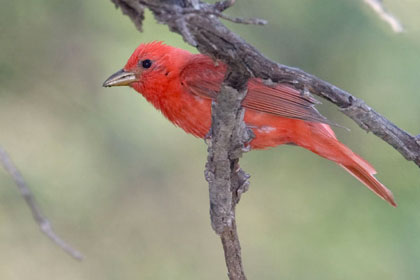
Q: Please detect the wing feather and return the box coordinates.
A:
[180,55,330,124]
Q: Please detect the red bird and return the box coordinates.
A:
[103,41,396,207]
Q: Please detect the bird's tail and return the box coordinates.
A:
[295,122,396,207]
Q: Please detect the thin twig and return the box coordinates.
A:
[0,146,83,260]
[216,12,267,25]
[363,0,404,32]
[182,5,267,25]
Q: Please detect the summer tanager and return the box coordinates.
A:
[103,41,396,207]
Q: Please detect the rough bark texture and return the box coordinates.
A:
[204,74,252,279]
[109,0,420,279]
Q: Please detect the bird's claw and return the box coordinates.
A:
[241,143,251,153]
[235,167,250,203]
[204,129,213,146]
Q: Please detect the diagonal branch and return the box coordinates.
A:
[0,146,83,260]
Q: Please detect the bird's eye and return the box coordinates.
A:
[141,59,152,69]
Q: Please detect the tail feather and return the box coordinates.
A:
[340,164,397,207]
[299,122,396,207]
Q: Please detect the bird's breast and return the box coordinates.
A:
[145,82,213,138]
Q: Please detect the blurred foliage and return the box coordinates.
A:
[1,0,420,279]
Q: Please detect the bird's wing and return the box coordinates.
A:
[243,81,330,123]
[180,56,330,124]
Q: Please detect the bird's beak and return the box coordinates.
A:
[102,69,138,87]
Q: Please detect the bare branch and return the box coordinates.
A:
[0,146,83,261]
[112,0,145,31]
[214,12,267,25]
[363,0,404,33]
[204,73,253,279]
[181,2,267,26]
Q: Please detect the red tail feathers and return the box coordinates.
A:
[300,123,396,207]
[340,163,396,207]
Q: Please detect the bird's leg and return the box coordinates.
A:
[241,143,251,153]
[241,125,254,153]
[204,127,213,146]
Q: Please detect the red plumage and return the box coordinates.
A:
[106,41,396,207]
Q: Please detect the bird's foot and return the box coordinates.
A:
[204,128,213,146]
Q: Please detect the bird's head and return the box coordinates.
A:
[103,41,190,94]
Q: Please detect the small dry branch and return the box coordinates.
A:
[0,146,83,260]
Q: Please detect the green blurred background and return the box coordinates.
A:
[1,0,419,279]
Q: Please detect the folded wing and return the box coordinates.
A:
[181,55,329,124]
